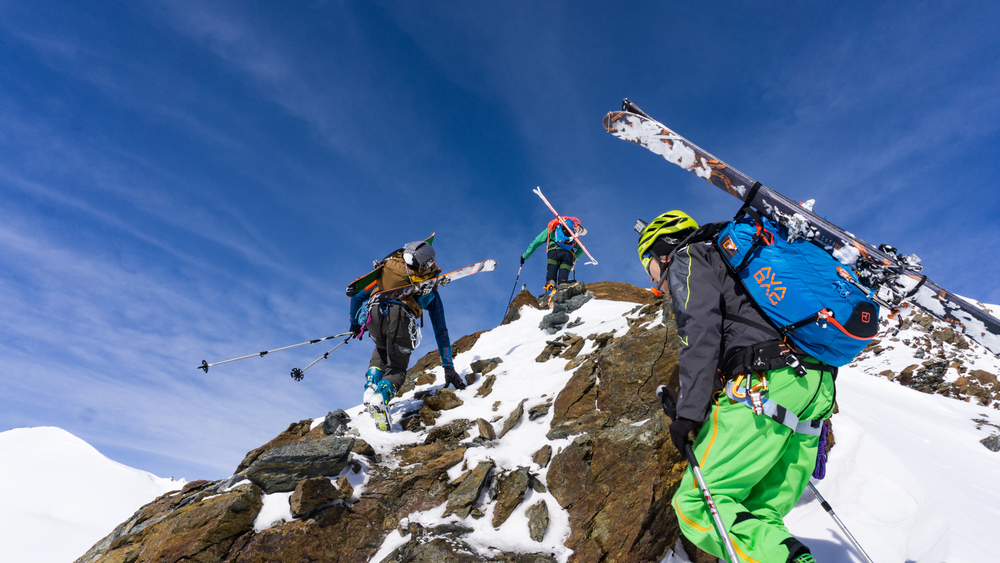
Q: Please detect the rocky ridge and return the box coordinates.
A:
[75,282,1000,563]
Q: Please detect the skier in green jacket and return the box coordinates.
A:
[638,210,834,563]
[521,216,586,292]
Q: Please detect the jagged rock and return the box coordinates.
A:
[538,311,570,334]
[981,434,1000,452]
[532,444,553,468]
[351,439,375,458]
[414,371,436,385]
[471,357,504,374]
[548,418,684,563]
[425,419,472,445]
[587,281,658,305]
[418,405,441,426]
[477,418,497,441]
[536,340,566,362]
[290,477,340,518]
[236,419,315,474]
[526,500,549,542]
[444,461,493,519]
[504,288,545,325]
[560,336,586,360]
[243,435,355,494]
[423,388,464,411]
[76,482,263,563]
[322,409,351,436]
[551,281,587,304]
[591,330,616,347]
[476,373,497,397]
[528,401,552,421]
[493,467,531,528]
[499,399,527,439]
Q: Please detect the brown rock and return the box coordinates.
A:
[560,336,586,360]
[526,500,549,542]
[78,482,263,563]
[548,419,684,563]
[532,444,553,468]
[444,461,494,519]
[476,373,497,397]
[290,477,339,518]
[477,418,497,441]
[424,388,464,411]
[587,281,658,305]
[504,289,545,325]
[493,467,530,528]
[499,399,528,439]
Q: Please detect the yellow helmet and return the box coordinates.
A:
[637,210,699,271]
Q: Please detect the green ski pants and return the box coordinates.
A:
[673,364,835,563]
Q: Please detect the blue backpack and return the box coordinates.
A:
[716,211,879,366]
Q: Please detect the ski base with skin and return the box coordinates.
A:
[603,99,1000,357]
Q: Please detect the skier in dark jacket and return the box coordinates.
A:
[639,210,833,563]
[521,216,586,292]
[349,239,466,431]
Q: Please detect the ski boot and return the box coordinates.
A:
[538,282,557,308]
[362,366,383,408]
[370,379,395,432]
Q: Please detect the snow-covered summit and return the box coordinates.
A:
[0,426,182,563]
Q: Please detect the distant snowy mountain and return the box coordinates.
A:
[0,427,182,563]
[7,285,1000,563]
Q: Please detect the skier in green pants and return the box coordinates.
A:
[638,211,835,563]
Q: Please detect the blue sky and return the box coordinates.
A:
[2,0,998,480]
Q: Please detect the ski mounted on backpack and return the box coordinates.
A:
[369,258,498,303]
[607,99,1000,358]
[346,233,436,297]
[533,187,598,265]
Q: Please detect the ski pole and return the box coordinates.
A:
[807,481,875,563]
[684,442,740,563]
[198,332,352,373]
[290,336,351,381]
[504,263,523,323]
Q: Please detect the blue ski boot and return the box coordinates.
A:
[362,366,382,408]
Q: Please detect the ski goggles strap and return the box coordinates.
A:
[725,375,825,436]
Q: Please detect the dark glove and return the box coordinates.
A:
[669,417,698,453]
[656,385,678,420]
[443,365,467,390]
[349,324,363,338]
[520,255,526,265]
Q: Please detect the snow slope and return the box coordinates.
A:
[0,427,182,563]
[3,296,1000,563]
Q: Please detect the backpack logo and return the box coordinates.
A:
[754,267,786,305]
[720,234,739,259]
[862,311,871,324]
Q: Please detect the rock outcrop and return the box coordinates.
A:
[78,283,703,563]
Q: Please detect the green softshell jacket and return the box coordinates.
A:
[521,227,584,261]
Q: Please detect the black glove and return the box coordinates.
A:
[669,417,698,454]
[443,365,467,390]
[520,255,526,265]
[656,385,678,420]
[349,324,363,338]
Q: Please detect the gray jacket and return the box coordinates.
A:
[666,240,780,422]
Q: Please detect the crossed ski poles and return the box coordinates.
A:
[198,332,352,380]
